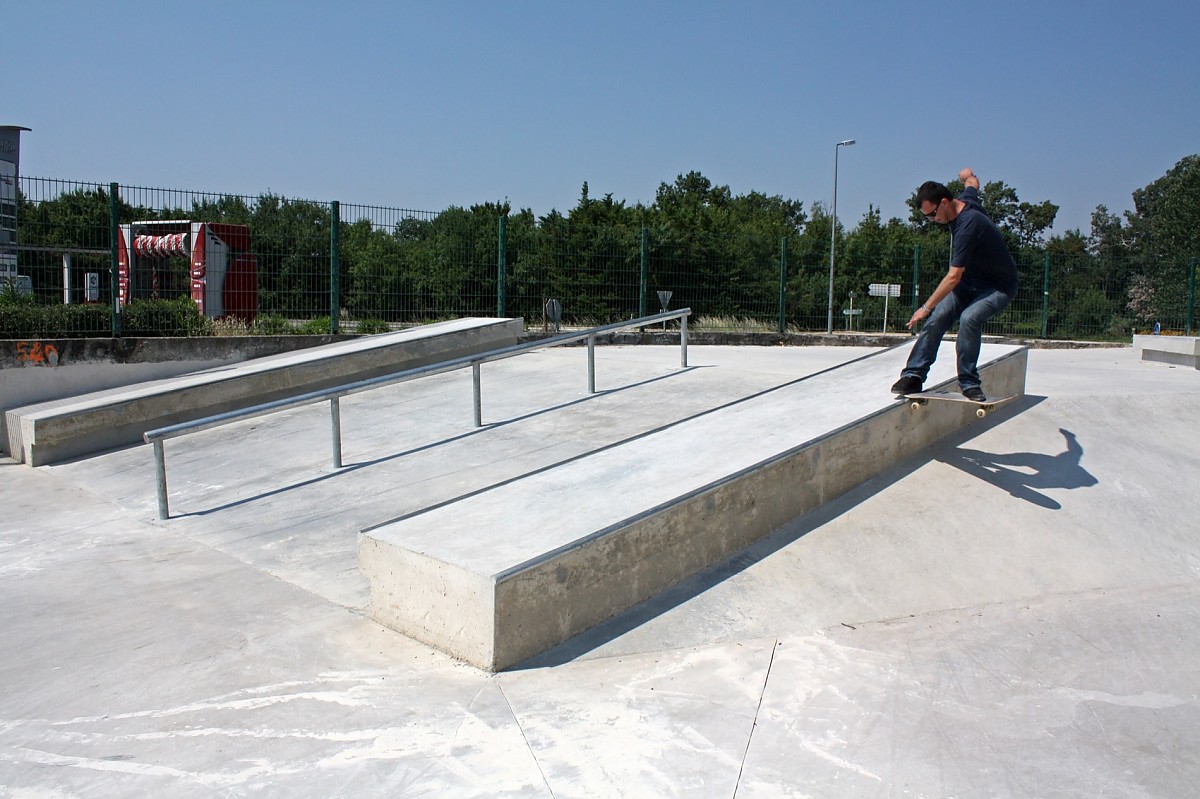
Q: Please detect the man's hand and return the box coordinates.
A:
[906,306,931,329]
[959,168,980,189]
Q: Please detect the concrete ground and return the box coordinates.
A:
[2,344,1199,797]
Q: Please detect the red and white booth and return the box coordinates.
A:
[117,220,258,321]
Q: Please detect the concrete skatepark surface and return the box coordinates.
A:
[2,344,1199,796]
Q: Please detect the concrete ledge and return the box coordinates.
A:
[360,343,1028,671]
[1134,335,1200,369]
[7,318,523,465]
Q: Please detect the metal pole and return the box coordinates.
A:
[1041,253,1051,339]
[639,227,649,319]
[153,440,169,520]
[330,201,340,334]
[109,183,121,337]
[778,236,788,334]
[912,245,921,319]
[587,335,597,393]
[62,253,72,304]
[472,362,482,427]
[826,140,855,334]
[330,396,343,468]
[680,314,688,368]
[497,215,507,317]
[1187,257,1196,336]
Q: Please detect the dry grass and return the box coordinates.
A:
[211,316,251,337]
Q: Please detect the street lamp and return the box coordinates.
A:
[826,138,856,334]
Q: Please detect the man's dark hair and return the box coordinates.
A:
[915,181,953,209]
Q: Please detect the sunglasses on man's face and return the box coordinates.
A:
[923,199,943,220]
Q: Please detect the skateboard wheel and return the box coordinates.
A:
[975,408,986,418]
[911,401,922,410]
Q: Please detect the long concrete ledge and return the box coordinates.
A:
[7,317,523,465]
[1134,334,1200,369]
[360,343,1028,671]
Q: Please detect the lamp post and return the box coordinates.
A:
[826,138,856,334]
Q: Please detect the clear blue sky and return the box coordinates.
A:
[8,1,1199,235]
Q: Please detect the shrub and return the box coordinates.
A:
[1,290,111,338]
[251,313,293,335]
[293,316,332,335]
[354,317,391,334]
[122,297,212,337]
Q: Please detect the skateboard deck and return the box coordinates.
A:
[901,390,1015,418]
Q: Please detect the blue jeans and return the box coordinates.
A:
[902,282,1013,390]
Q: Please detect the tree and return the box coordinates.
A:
[1087,204,1130,259]
[1124,154,1200,261]
[905,176,1058,249]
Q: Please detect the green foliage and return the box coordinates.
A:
[1,280,36,307]
[0,295,209,338]
[1126,155,1200,260]
[905,177,1058,249]
[122,297,212,337]
[10,161,1198,341]
[251,313,293,335]
[293,316,331,335]
[354,317,391,334]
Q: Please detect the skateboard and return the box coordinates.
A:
[901,390,1015,418]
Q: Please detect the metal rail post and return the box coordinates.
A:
[472,362,483,427]
[587,335,597,393]
[330,397,343,468]
[680,315,688,367]
[153,440,169,520]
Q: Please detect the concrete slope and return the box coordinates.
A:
[2,346,1199,796]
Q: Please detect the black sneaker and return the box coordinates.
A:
[962,386,987,402]
[890,375,923,395]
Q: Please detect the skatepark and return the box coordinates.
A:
[2,329,1199,796]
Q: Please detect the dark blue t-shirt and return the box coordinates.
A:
[949,186,1018,296]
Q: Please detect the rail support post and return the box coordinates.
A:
[153,440,169,520]
[472,362,483,427]
[330,397,343,468]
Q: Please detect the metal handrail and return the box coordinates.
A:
[145,309,691,519]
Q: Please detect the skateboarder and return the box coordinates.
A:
[890,168,1018,402]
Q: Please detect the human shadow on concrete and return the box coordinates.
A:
[935,427,1097,510]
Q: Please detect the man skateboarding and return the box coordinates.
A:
[890,168,1018,402]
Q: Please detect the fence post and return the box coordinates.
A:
[1187,257,1197,336]
[639,227,649,318]
[497,215,507,317]
[109,183,121,337]
[330,200,340,334]
[911,245,921,317]
[1041,253,1051,339]
[778,236,788,334]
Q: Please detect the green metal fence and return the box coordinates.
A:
[3,177,1196,341]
